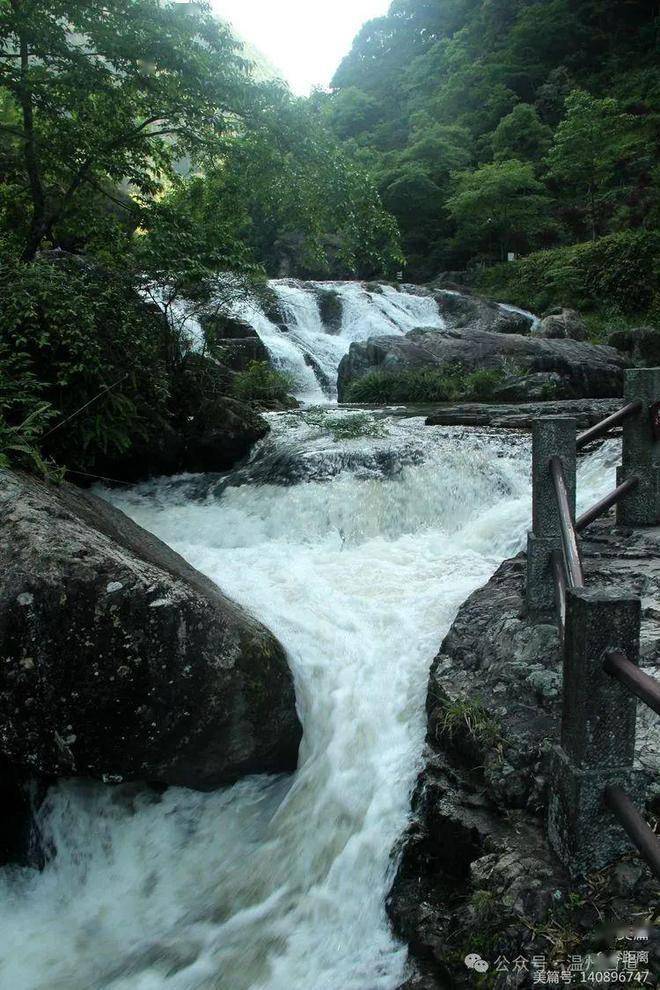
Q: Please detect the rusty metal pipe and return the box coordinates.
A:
[604,786,660,879]
[576,476,640,532]
[552,550,566,647]
[603,650,660,717]
[550,456,584,589]
[576,401,643,451]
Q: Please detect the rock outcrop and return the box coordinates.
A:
[435,290,534,336]
[110,353,271,481]
[389,520,660,988]
[424,397,620,430]
[201,312,270,372]
[337,326,628,402]
[608,326,660,367]
[0,470,302,790]
[533,308,588,341]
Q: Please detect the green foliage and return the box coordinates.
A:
[0,347,59,477]
[546,90,647,241]
[0,253,171,472]
[231,362,293,407]
[345,366,505,404]
[303,409,387,441]
[491,105,552,164]
[478,230,659,318]
[438,697,502,750]
[446,160,553,261]
[326,0,658,278]
[0,0,252,261]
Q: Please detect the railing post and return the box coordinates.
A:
[547,587,646,874]
[526,417,577,613]
[617,368,660,527]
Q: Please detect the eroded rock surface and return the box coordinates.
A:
[0,470,301,790]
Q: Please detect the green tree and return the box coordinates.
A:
[546,90,644,240]
[0,0,251,260]
[491,104,552,164]
[446,159,552,261]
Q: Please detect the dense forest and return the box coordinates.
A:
[0,0,658,480]
[322,0,659,318]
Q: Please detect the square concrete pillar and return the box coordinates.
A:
[561,587,640,767]
[617,368,660,527]
[547,749,648,875]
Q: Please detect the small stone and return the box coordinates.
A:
[526,669,560,700]
[17,593,34,607]
[106,581,124,594]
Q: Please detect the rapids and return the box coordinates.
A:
[0,411,621,990]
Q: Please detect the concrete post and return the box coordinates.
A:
[617,368,660,527]
[547,587,645,875]
[526,417,577,613]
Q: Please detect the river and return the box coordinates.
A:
[0,282,619,990]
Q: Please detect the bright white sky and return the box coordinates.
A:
[211,0,391,95]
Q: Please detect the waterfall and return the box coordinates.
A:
[0,413,621,990]
[234,281,447,403]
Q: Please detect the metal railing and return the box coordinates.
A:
[526,368,660,879]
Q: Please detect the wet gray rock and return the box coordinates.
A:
[314,287,344,334]
[435,290,533,335]
[338,326,628,402]
[0,470,302,790]
[608,326,660,367]
[534,308,588,341]
[389,520,660,987]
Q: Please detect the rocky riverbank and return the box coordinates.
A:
[0,469,302,861]
[389,517,660,988]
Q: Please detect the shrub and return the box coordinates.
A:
[344,365,505,404]
[303,409,387,441]
[0,349,59,477]
[477,230,659,318]
[231,361,293,406]
[0,253,172,473]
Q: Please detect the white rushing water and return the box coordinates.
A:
[253,280,446,403]
[0,415,621,990]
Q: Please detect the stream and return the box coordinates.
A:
[0,283,620,990]
[0,411,620,990]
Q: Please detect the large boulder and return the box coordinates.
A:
[533,308,588,341]
[337,326,628,401]
[608,325,660,366]
[314,286,344,334]
[0,470,302,790]
[200,313,270,373]
[435,290,534,335]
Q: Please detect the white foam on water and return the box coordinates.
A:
[0,418,619,990]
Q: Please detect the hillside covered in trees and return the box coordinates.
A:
[322,0,658,317]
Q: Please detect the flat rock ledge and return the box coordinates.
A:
[0,469,302,794]
[389,518,660,989]
[424,398,621,431]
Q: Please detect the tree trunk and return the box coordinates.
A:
[13,4,47,261]
[588,184,597,242]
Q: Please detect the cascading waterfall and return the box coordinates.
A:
[0,413,622,990]
[224,280,447,403]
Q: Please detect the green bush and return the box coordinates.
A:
[0,348,59,477]
[231,361,293,406]
[477,230,659,318]
[345,365,504,404]
[303,409,387,441]
[0,254,172,474]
